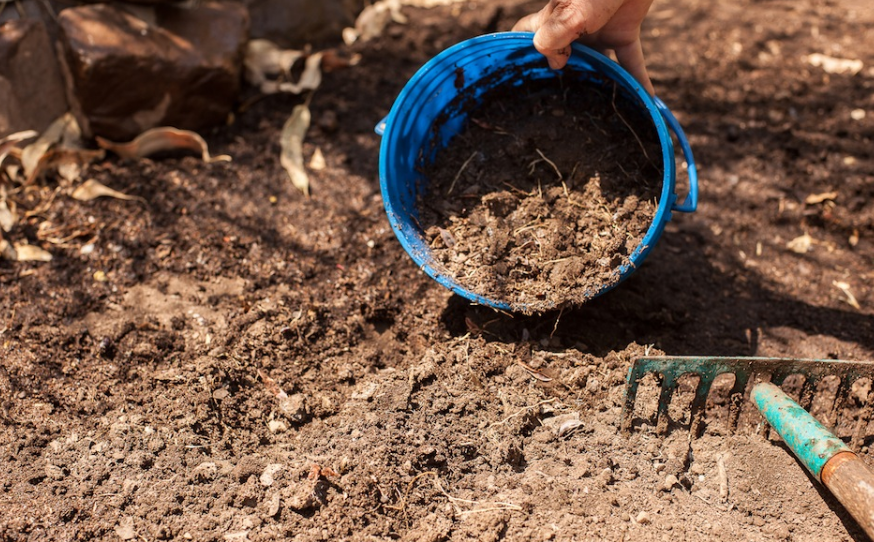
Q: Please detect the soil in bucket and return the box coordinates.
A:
[417,71,665,312]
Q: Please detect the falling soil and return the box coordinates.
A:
[2,0,874,541]
[420,75,663,311]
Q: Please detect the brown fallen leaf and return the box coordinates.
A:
[96,127,231,163]
[21,114,81,179]
[0,198,16,232]
[71,179,144,203]
[280,104,311,196]
[0,130,38,167]
[308,147,326,171]
[0,236,15,260]
[320,49,362,72]
[26,147,106,185]
[244,39,305,87]
[271,52,323,95]
[805,191,838,205]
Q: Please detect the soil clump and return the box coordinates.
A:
[420,75,663,311]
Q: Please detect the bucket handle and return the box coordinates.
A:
[654,97,698,213]
[375,117,387,136]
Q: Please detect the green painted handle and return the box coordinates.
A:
[751,382,850,480]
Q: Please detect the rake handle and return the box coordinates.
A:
[752,382,874,539]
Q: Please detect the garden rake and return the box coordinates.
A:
[621,356,874,449]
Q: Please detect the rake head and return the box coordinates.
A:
[622,356,874,448]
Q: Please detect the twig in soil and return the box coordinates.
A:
[501,181,528,197]
[257,369,288,399]
[513,220,540,236]
[489,398,556,428]
[517,360,553,382]
[717,453,730,502]
[535,149,563,181]
[550,307,564,339]
[447,151,478,195]
[610,84,653,167]
[387,471,522,519]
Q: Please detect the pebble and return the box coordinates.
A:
[661,474,679,492]
[259,464,283,487]
[598,468,614,485]
[635,511,652,525]
[267,420,287,433]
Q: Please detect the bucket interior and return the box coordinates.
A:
[379,33,676,310]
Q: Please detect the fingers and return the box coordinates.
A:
[613,38,654,95]
[532,1,588,70]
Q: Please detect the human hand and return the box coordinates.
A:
[513,0,655,95]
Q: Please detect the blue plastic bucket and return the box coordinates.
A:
[376,32,698,312]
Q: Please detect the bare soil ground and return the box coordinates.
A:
[2,0,874,540]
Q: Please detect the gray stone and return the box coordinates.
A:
[246,0,360,48]
[0,18,68,137]
[57,2,248,140]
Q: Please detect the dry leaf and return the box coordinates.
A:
[833,281,861,310]
[805,191,838,205]
[806,53,863,75]
[280,104,311,196]
[96,127,231,163]
[786,234,812,254]
[0,130,38,166]
[21,114,81,179]
[345,0,465,44]
[244,40,305,87]
[0,199,16,232]
[0,237,15,260]
[320,49,362,72]
[13,243,52,262]
[26,148,105,185]
[308,147,326,171]
[517,361,553,382]
[72,179,143,203]
[244,41,324,95]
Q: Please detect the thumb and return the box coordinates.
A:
[532,3,588,69]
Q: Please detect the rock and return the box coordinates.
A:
[57,2,248,140]
[259,463,283,487]
[278,393,309,423]
[115,518,137,540]
[661,474,679,492]
[246,0,358,48]
[267,419,287,433]
[0,18,68,137]
[635,511,653,525]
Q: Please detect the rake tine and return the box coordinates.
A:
[729,372,752,433]
[830,377,853,432]
[621,375,642,434]
[851,395,873,452]
[690,377,713,438]
[799,375,818,412]
[655,376,676,434]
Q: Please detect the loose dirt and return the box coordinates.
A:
[420,75,662,311]
[2,0,873,541]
